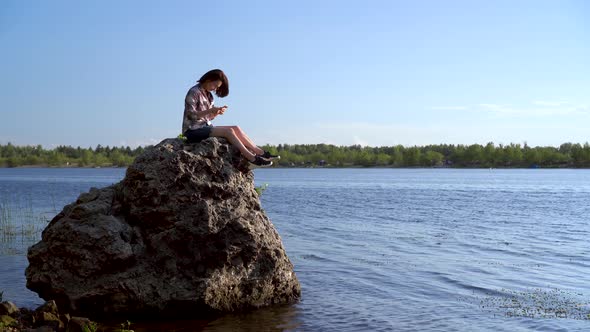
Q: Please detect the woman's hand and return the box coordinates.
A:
[212,106,228,116]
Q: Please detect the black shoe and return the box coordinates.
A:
[261,150,281,159]
[251,155,273,167]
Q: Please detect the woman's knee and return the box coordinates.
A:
[223,127,236,138]
[212,127,235,138]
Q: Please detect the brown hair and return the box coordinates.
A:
[198,69,229,97]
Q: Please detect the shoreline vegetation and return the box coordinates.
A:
[1,142,590,169]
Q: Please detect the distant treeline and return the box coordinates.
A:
[0,144,145,168]
[260,142,590,168]
[1,142,590,168]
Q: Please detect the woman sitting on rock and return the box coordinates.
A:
[182,69,279,166]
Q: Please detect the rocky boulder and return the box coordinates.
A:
[26,138,301,318]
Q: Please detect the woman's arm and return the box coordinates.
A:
[185,93,216,121]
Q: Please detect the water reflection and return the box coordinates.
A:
[203,304,302,332]
[117,304,302,332]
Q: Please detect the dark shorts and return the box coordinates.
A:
[184,126,213,143]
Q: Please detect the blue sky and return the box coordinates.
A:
[1,0,589,148]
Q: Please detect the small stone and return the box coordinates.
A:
[0,301,19,316]
[33,312,61,330]
[35,300,59,316]
[17,307,34,326]
[0,314,17,327]
[67,317,92,332]
[60,313,71,325]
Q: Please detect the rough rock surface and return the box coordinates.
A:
[26,138,300,318]
[0,301,19,316]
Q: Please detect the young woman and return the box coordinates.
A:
[182,69,279,166]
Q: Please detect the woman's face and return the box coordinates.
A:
[203,80,222,92]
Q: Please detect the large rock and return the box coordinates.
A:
[26,138,300,318]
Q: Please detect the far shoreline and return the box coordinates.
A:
[1,165,590,170]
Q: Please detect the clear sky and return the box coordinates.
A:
[1,0,589,148]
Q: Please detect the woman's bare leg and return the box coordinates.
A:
[216,126,264,155]
[210,127,256,161]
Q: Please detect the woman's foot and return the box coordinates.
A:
[261,150,281,160]
[250,155,273,167]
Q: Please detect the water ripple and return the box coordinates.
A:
[2,168,590,331]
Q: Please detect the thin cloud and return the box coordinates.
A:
[478,104,511,113]
[118,138,161,148]
[432,101,589,117]
[532,100,567,107]
[258,121,588,147]
[429,106,467,111]
[311,122,451,146]
[478,103,588,117]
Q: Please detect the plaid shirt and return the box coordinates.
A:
[182,83,214,133]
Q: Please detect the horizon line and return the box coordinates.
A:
[1,140,590,150]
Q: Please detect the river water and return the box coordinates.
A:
[1,168,590,331]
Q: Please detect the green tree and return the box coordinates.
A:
[421,151,444,167]
[6,156,24,167]
[389,146,404,166]
[374,153,391,166]
[355,150,373,166]
[47,152,66,166]
[502,144,523,166]
[464,144,483,166]
[93,153,110,167]
[403,147,421,166]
